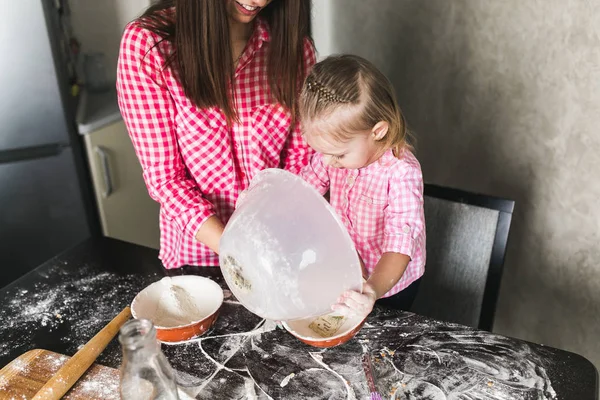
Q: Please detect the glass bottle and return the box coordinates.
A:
[119,319,180,400]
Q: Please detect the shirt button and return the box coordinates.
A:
[403,225,411,234]
[347,176,355,185]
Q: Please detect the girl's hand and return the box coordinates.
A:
[331,282,378,317]
[359,256,368,279]
[194,215,224,254]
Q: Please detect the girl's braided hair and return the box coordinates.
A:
[300,54,413,157]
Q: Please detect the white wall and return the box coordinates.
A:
[311,0,334,60]
[69,0,151,81]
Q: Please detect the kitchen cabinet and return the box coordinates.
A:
[83,119,160,249]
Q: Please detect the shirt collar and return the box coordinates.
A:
[254,17,270,43]
[359,149,396,174]
[236,18,270,74]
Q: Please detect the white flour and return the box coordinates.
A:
[368,322,558,400]
[154,282,203,328]
[0,259,562,400]
[72,366,120,400]
[0,262,158,364]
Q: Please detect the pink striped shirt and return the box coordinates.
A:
[301,150,426,297]
[117,18,316,269]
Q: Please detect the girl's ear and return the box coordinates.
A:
[371,121,389,141]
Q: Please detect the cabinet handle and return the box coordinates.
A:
[94,146,113,198]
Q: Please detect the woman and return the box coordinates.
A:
[117,0,316,269]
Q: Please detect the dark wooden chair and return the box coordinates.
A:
[410,183,515,331]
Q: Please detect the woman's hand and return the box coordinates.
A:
[195,215,225,254]
[331,282,378,318]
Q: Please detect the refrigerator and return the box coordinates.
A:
[0,0,95,287]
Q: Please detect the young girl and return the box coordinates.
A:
[299,55,426,316]
[117,1,315,269]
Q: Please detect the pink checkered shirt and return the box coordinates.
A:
[301,150,426,298]
[117,18,316,269]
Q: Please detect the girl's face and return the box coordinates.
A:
[226,0,274,25]
[304,120,388,170]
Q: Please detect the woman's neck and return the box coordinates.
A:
[229,19,253,42]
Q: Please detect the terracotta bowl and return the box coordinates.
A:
[131,275,223,343]
[282,311,366,348]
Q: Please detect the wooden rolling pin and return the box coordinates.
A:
[31,306,132,400]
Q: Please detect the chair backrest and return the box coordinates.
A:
[410,184,514,331]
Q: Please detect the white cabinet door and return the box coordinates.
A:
[84,120,160,249]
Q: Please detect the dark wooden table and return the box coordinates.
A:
[0,238,597,399]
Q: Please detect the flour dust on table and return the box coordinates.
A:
[163,300,362,400]
[0,251,560,400]
[0,261,161,365]
[159,300,558,400]
[364,312,557,399]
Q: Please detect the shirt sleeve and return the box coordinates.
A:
[383,159,425,258]
[280,38,317,174]
[300,153,330,195]
[116,23,215,239]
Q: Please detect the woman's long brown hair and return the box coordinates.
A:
[138,0,312,125]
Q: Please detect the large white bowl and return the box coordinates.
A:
[219,168,363,321]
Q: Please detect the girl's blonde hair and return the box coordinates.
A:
[300,54,413,157]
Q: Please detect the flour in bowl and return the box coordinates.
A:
[154,282,203,328]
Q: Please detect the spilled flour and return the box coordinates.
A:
[0,261,160,367]
[72,366,120,400]
[0,259,568,399]
[280,373,295,387]
[136,297,564,400]
[363,313,558,400]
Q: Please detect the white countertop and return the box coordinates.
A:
[76,86,122,134]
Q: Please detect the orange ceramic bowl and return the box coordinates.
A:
[283,311,366,348]
[131,276,223,343]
